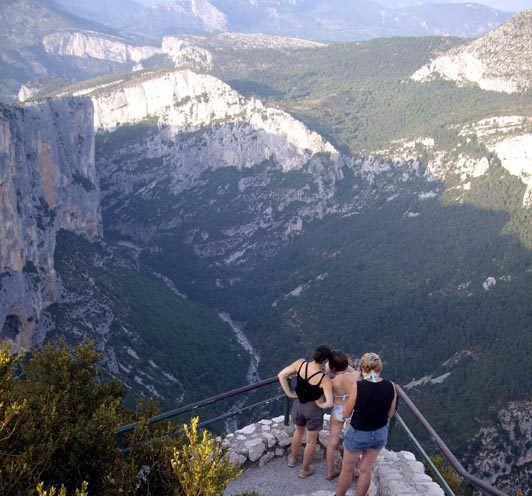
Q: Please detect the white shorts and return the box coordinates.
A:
[332,404,345,422]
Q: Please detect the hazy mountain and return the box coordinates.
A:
[46,0,513,40]
[0,0,121,101]
[0,0,212,102]
[53,0,144,26]
[208,0,511,40]
[120,0,228,38]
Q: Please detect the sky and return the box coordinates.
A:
[439,0,532,11]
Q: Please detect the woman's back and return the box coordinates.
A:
[350,379,394,431]
[331,371,359,403]
[295,360,326,403]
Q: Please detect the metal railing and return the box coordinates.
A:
[116,376,285,441]
[116,377,508,496]
[393,385,508,496]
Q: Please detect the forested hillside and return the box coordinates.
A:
[210,37,532,153]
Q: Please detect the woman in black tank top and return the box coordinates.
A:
[335,353,397,496]
[278,345,333,479]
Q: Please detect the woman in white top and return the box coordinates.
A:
[325,350,360,480]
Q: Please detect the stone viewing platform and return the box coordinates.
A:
[223,415,444,496]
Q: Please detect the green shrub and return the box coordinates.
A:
[0,341,242,496]
[35,481,88,496]
[171,417,241,496]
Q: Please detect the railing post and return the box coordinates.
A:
[284,377,292,426]
[463,482,474,496]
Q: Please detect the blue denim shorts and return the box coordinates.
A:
[343,425,388,452]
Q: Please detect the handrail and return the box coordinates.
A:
[116,377,508,496]
[116,376,279,436]
[395,385,507,496]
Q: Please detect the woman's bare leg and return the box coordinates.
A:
[290,425,305,461]
[326,417,343,478]
[356,448,381,496]
[335,448,360,496]
[302,429,320,472]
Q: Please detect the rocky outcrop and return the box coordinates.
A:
[78,69,338,165]
[223,415,444,496]
[159,37,212,70]
[0,98,101,349]
[373,116,532,208]
[467,399,532,494]
[41,30,212,72]
[411,10,532,93]
[42,30,160,64]
[176,32,327,51]
[79,68,344,258]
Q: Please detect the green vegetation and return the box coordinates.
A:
[171,417,241,496]
[425,455,464,495]
[50,230,248,409]
[139,163,531,457]
[0,340,241,496]
[210,37,532,153]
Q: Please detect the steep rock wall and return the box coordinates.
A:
[42,30,160,64]
[411,10,532,93]
[0,98,101,349]
[41,31,212,71]
[81,69,339,172]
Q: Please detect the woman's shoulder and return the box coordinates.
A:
[293,358,306,369]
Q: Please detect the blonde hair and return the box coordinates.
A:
[359,352,382,374]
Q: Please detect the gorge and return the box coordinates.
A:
[1,7,531,494]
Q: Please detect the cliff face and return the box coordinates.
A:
[411,10,532,93]
[42,30,160,64]
[0,98,101,349]
[41,31,212,71]
[82,69,338,165]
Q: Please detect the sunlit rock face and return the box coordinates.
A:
[41,30,212,72]
[0,98,101,349]
[42,30,159,64]
[84,69,338,166]
[411,9,532,93]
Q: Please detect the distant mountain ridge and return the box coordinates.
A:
[412,9,532,93]
[51,0,512,40]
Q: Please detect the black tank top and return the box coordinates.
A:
[350,379,395,431]
[295,361,325,404]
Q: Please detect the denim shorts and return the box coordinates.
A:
[343,425,388,452]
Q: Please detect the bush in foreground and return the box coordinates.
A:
[0,341,241,496]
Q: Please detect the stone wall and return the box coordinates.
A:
[223,415,444,496]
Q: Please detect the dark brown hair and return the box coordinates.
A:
[312,345,332,364]
[329,350,349,373]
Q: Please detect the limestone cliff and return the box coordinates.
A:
[411,10,532,93]
[66,68,344,254]
[42,30,160,64]
[41,30,212,71]
[0,98,101,349]
[67,69,338,167]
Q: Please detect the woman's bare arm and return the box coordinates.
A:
[388,383,398,419]
[342,381,357,418]
[315,375,333,409]
[277,359,304,399]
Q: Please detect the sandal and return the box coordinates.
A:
[287,454,297,467]
[326,470,340,481]
[298,466,315,478]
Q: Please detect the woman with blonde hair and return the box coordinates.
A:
[335,352,397,496]
[278,345,334,479]
[325,350,359,480]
